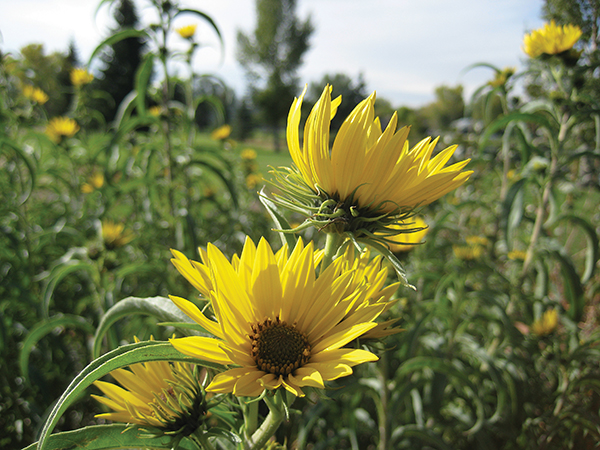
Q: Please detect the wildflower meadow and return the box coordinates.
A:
[1,2,600,449]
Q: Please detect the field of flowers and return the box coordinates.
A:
[1,5,599,450]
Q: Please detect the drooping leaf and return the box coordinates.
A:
[42,261,97,318]
[37,340,224,450]
[501,178,526,250]
[87,28,149,67]
[25,424,197,450]
[547,250,586,322]
[92,296,202,358]
[20,314,94,381]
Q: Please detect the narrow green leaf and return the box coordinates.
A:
[20,315,94,381]
[547,250,585,322]
[501,178,526,249]
[42,261,96,318]
[25,424,197,450]
[175,9,224,60]
[87,28,148,67]
[92,296,198,359]
[554,214,599,283]
[188,158,238,208]
[135,53,155,114]
[481,112,557,149]
[1,137,36,204]
[37,340,224,450]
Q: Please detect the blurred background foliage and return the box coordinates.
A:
[1,0,599,449]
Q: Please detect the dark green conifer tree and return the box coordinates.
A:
[91,0,145,123]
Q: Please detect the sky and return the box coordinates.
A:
[1,0,546,107]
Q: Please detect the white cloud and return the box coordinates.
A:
[1,0,546,107]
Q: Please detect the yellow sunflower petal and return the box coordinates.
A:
[169,295,222,338]
[169,336,231,365]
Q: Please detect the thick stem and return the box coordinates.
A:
[376,353,390,450]
[243,399,259,440]
[320,232,344,273]
[191,429,217,450]
[247,394,285,450]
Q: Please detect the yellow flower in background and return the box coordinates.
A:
[241,148,257,160]
[453,236,488,261]
[149,105,162,117]
[169,237,385,397]
[382,217,429,253]
[245,173,263,189]
[81,171,105,194]
[22,85,49,104]
[531,309,558,336]
[508,249,527,260]
[176,24,197,39]
[70,68,94,86]
[211,124,231,141]
[488,67,515,88]
[523,21,582,58]
[45,117,79,143]
[287,85,472,214]
[92,342,208,433]
[101,220,134,249]
[466,236,489,246]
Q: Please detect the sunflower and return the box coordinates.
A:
[22,84,49,104]
[531,309,558,337]
[70,68,94,87]
[92,343,209,434]
[523,21,582,58]
[81,171,105,193]
[101,220,134,249]
[211,124,232,141]
[273,85,472,238]
[176,24,197,39]
[169,237,388,397]
[45,116,79,143]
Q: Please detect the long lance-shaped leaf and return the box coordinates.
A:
[20,314,94,381]
[547,250,585,322]
[1,137,36,204]
[25,424,197,450]
[87,28,149,67]
[92,296,203,358]
[480,111,557,149]
[188,159,238,208]
[135,53,155,114]
[396,356,486,433]
[501,178,526,250]
[259,187,297,249]
[37,340,225,450]
[554,214,599,283]
[42,261,96,318]
[175,9,224,62]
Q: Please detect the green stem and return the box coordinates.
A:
[243,399,259,440]
[191,429,217,450]
[320,232,345,273]
[247,394,285,450]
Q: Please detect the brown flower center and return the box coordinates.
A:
[250,317,311,376]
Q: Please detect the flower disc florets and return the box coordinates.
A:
[250,317,311,376]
